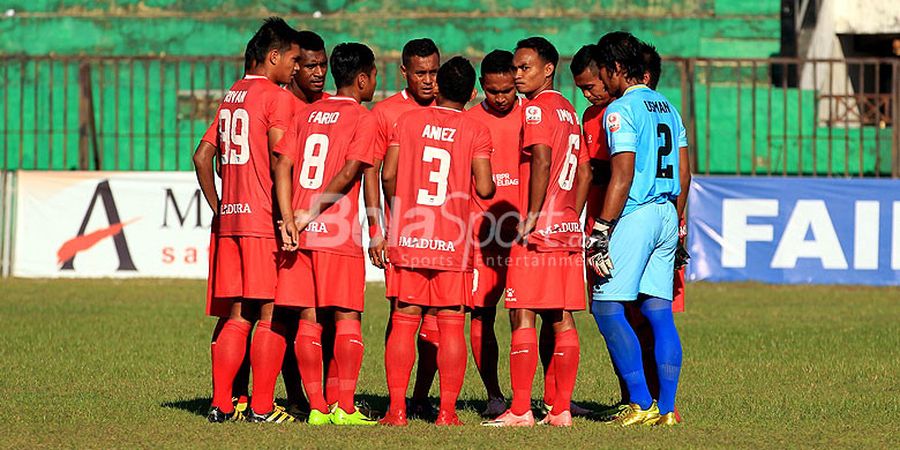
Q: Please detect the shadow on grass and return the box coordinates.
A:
[161,398,211,417]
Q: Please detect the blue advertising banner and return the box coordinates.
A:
[687,176,900,285]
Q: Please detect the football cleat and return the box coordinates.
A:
[307,409,332,426]
[541,400,592,417]
[615,401,660,427]
[407,398,437,421]
[539,409,573,427]
[481,409,536,427]
[233,396,249,414]
[285,403,309,421]
[482,397,507,417]
[206,406,236,423]
[378,409,408,426]
[331,407,377,426]
[435,410,463,426]
[653,412,679,427]
[596,403,630,422]
[245,405,296,424]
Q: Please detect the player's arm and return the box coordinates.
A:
[192,140,219,213]
[598,153,634,223]
[472,158,495,199]
[363,159,387,268]
[381,144,400,210]
[274,153,299,251]
[519,144,551,239]
[302,160,368,229]
[574,162,592,216]
[676,146,691,219]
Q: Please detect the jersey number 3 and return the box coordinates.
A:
[417,146,451,206]
[656,123,674,179]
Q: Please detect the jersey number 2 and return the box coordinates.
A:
[656,123,674,179]
[417,146,451,206]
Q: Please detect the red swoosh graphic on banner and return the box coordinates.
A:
[56,218,140,265]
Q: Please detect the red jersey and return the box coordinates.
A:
[519,90,589,252]
[386,106,492,271]
[583,104,609,229]
[465,99,523,252]
[201,75,294,238]
[274,96,376,257]
[372,89,435,160]
[291,91,331,113]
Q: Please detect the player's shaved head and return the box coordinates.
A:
[402,38,440,66]
[437,56,476,104]
[515,36,559,75]
[641,41,662,89]
[571,44,599,77]
[331,43,376,88]
[243,16,300,72]
[480,50,515,77]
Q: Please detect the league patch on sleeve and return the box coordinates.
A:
[606,112,621,132]
[525,105,542,124]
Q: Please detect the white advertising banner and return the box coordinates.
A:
[13,171,385,281]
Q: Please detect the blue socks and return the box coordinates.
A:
[640,297,682,415]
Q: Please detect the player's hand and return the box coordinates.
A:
[516,214,538,243]
[675,218,689,269]
[368,234,387,269]
[585,219,614,278]
[293,209,313,233]
[280,218,299,251]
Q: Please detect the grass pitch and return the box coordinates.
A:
[1,279,898,448]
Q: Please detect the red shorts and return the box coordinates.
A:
[384,263,399,299]
[205,232,232,317]
[276,250,366,311]
[471,252,509,308]
[505,245,586,311]
[209,235,278,301]
[394,267,472,308]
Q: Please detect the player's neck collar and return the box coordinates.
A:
[624,84,649,95]
[431,105,462,113]
[243,74,268,81]
[327,96,357,102]
[401,89,410,100]
[533,89,561,99]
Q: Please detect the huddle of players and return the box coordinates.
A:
[194,16,689,428]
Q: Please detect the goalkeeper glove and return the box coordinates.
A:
[675,241,690,269]
[585,219,615,278]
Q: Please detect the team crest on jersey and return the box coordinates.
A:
[606,112,621,132]
[525,106,542,124]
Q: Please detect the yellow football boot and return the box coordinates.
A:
[653,412,679,427]
[616,401,660,426]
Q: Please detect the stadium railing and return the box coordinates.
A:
[0,55,897,178]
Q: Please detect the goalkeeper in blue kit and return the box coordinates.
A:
[585,31,688,427]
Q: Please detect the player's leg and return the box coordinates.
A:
[209,300,257,421]
[381,301,423,426]
[330,308,376,425]
[538,309,579,427]
[279,308,308,417]
[410,307,439,419]
[321,311,339,409]
[482,307,538,427]
[432,270,471,426]
[294,307,332,424]
[470,306,505,414]
[538,318,556,410]
[247,300,296,422]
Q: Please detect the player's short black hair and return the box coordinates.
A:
[595,31,645,81]
[401,38,440,66]
[570,44,599,77]
[296,30,325,52]
[243,17,299,71]
[480,50,515,77]
[641,41,662,89]
[515,36,559,72]
[330,43,376,88]
[437,56,475,104]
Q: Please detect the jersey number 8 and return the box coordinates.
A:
[218,108,250,165]
[299,133,329,189]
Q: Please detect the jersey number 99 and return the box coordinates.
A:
[219,108,250,165]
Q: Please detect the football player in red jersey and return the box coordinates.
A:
[464,49,521,417]
[483,37,592,428]
[274,42,380,426]
[363,38,442,419]
[193,17,301,423]
[379,56,495,426]
[289,30,330,105]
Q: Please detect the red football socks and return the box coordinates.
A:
[470,316,484,370]
[385,312,420,413]
[211,319,251,412]
[436,313,466,414]
[543,356,557,407]
[334,319,365,413]
[470,314,502,398]
[412,314,439,401]
[550,328,580,414]
[325,355,340,407]
[509,327,538,415]
[249,320,287,414]
[296,320,328,413]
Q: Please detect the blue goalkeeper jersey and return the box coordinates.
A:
[604,84,687,217]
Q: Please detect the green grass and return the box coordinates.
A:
[1,279,898,448]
